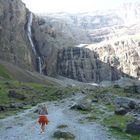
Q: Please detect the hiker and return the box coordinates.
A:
[37,104,49,134]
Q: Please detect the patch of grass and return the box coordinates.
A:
[0,110,18,119]
[77,109,90,114]
[86,115,97,121]
[57,124,68,129]
[89,86,128,97]
[0,79,77,119]
[0,65,13,79]
[102,114,140,140]
[104,104,115,112]
[109,129,140,140]
[103,114,133,130]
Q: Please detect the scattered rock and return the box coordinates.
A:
[110,123,122,132]
[17,123,24,126]
[92,99,98,103]
[115,107,128,115]
[96,93,114,104]
[8,90,26,100]
[114,97,138,110]
[128,101,136,109]
[53,130,75,139]
[124,85,140,94]
[57,124,68,129]
[81,90,86,94]
[126,120,140,134]
[5,126,13,130]
[113,84,121,88]
[0,105,8,112]
[10,103,24,109]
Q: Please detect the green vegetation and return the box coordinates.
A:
[0,65,13,79]
[79,86,140,140]
[89,86,128,97]
[103,114,140,140]
[57,124,68,129]
[0,79,77,118]
[103,114,133,130]
[0,65,78,119]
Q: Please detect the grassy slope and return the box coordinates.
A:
[0,61,77,118]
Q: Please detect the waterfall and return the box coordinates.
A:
[38,57,42,74]
[27,12,42,74]
[27,13,36,55]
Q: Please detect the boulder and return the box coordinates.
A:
[114,97,138,110]
[92,99,98,103]
[128,101,136,109]
[115,107,128,115]
[10,103,24,109]
[96,93,114,104]
[124,85,140,94]
[71,99,92,111]
[126,120,140,134]
[53,130,75,139]
[0,105,8,112]
[8,90,26,100]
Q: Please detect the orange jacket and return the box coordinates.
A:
[38,115,49,125]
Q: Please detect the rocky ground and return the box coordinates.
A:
[0,93,117,140]
[0,72,140,140]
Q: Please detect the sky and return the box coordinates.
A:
[22,0,140,13]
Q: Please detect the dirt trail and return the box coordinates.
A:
[0,94,116,140]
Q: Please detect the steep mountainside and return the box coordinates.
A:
[57,38,140,82]
[0,0,35,70]
[31,3,140,82]
[0,0,139,83]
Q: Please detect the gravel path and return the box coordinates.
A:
[0,94,116,140]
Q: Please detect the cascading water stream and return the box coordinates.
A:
[27,12,42,74]
[37,57,42,74]
[27,13,36,55]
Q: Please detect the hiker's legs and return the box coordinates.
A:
[41,124,46,132]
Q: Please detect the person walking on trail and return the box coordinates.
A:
[37,104,49,134]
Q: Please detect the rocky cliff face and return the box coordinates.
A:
[0,0,35,70]
[31,15,92,75]
[0,0,139,83]
[57,47,120,82]
[57,38,140,82]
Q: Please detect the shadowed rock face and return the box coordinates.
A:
[57,47,121,82]
[57,38,140,82]
[0,0,34,70]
